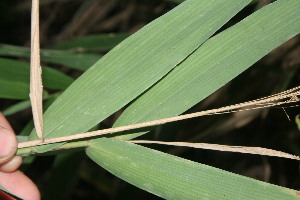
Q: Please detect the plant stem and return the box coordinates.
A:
[16,140,89,156]
[18,86,300,149]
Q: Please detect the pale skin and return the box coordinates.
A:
[0,113,40,200]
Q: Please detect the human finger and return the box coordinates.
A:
[0,126,18,165]
[0,113,19,168]
[0,170,40,200]
[0,156,22,172]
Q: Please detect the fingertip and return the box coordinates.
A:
[0,156,23,172]
[0,171,41,200]
[0,128,18,164]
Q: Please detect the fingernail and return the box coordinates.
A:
[0,127,17,161]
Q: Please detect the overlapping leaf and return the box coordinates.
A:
[85,1,300,199]
[29,0,252,153]
[114,0,300,140]
[13,0,300,199]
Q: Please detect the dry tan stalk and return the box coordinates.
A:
[30,0,44,140]
[18,86,300,149]
[129,140,300,160]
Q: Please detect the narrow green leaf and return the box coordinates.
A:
[87,138,300,200]
[3,91,60,116]
[0,58,73,99]
[0,44,101,70]
[114,0,300,140]
[3,100,31,116]
[296,115,300,131]
[0,78,29,99]
[29,0,251,153]
[49,33,129,51]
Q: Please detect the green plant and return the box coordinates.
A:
[1,0,300,199]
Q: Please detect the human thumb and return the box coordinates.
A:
[0,127,18,164]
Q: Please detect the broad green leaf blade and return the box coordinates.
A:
[87,138,300,200]
[0,58,73,99]
[0,44,101,70]
[29,0,252,153]
[114,0,300,140]
[0,185,24,200]
[49,33,129,51]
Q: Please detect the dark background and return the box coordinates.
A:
[0,0,299,199]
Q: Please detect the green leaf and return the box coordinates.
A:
[0,44,101,70]
[86,138,300,200]
[2,100,31,116]
[49,33,129,51]
[29,0,251,153]
[114,0,300,140]
[0,58,73,99]
[3,91,59,116]
[296,115,300,131]
[16,136,29,143]
[19,120,34,136]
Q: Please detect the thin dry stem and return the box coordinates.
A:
[18,86,300,149]
[30,0,44,141]
[129,140,300,161]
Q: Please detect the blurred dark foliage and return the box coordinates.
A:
[0,0,299,199]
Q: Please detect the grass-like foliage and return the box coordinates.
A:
[0,0,299,199]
